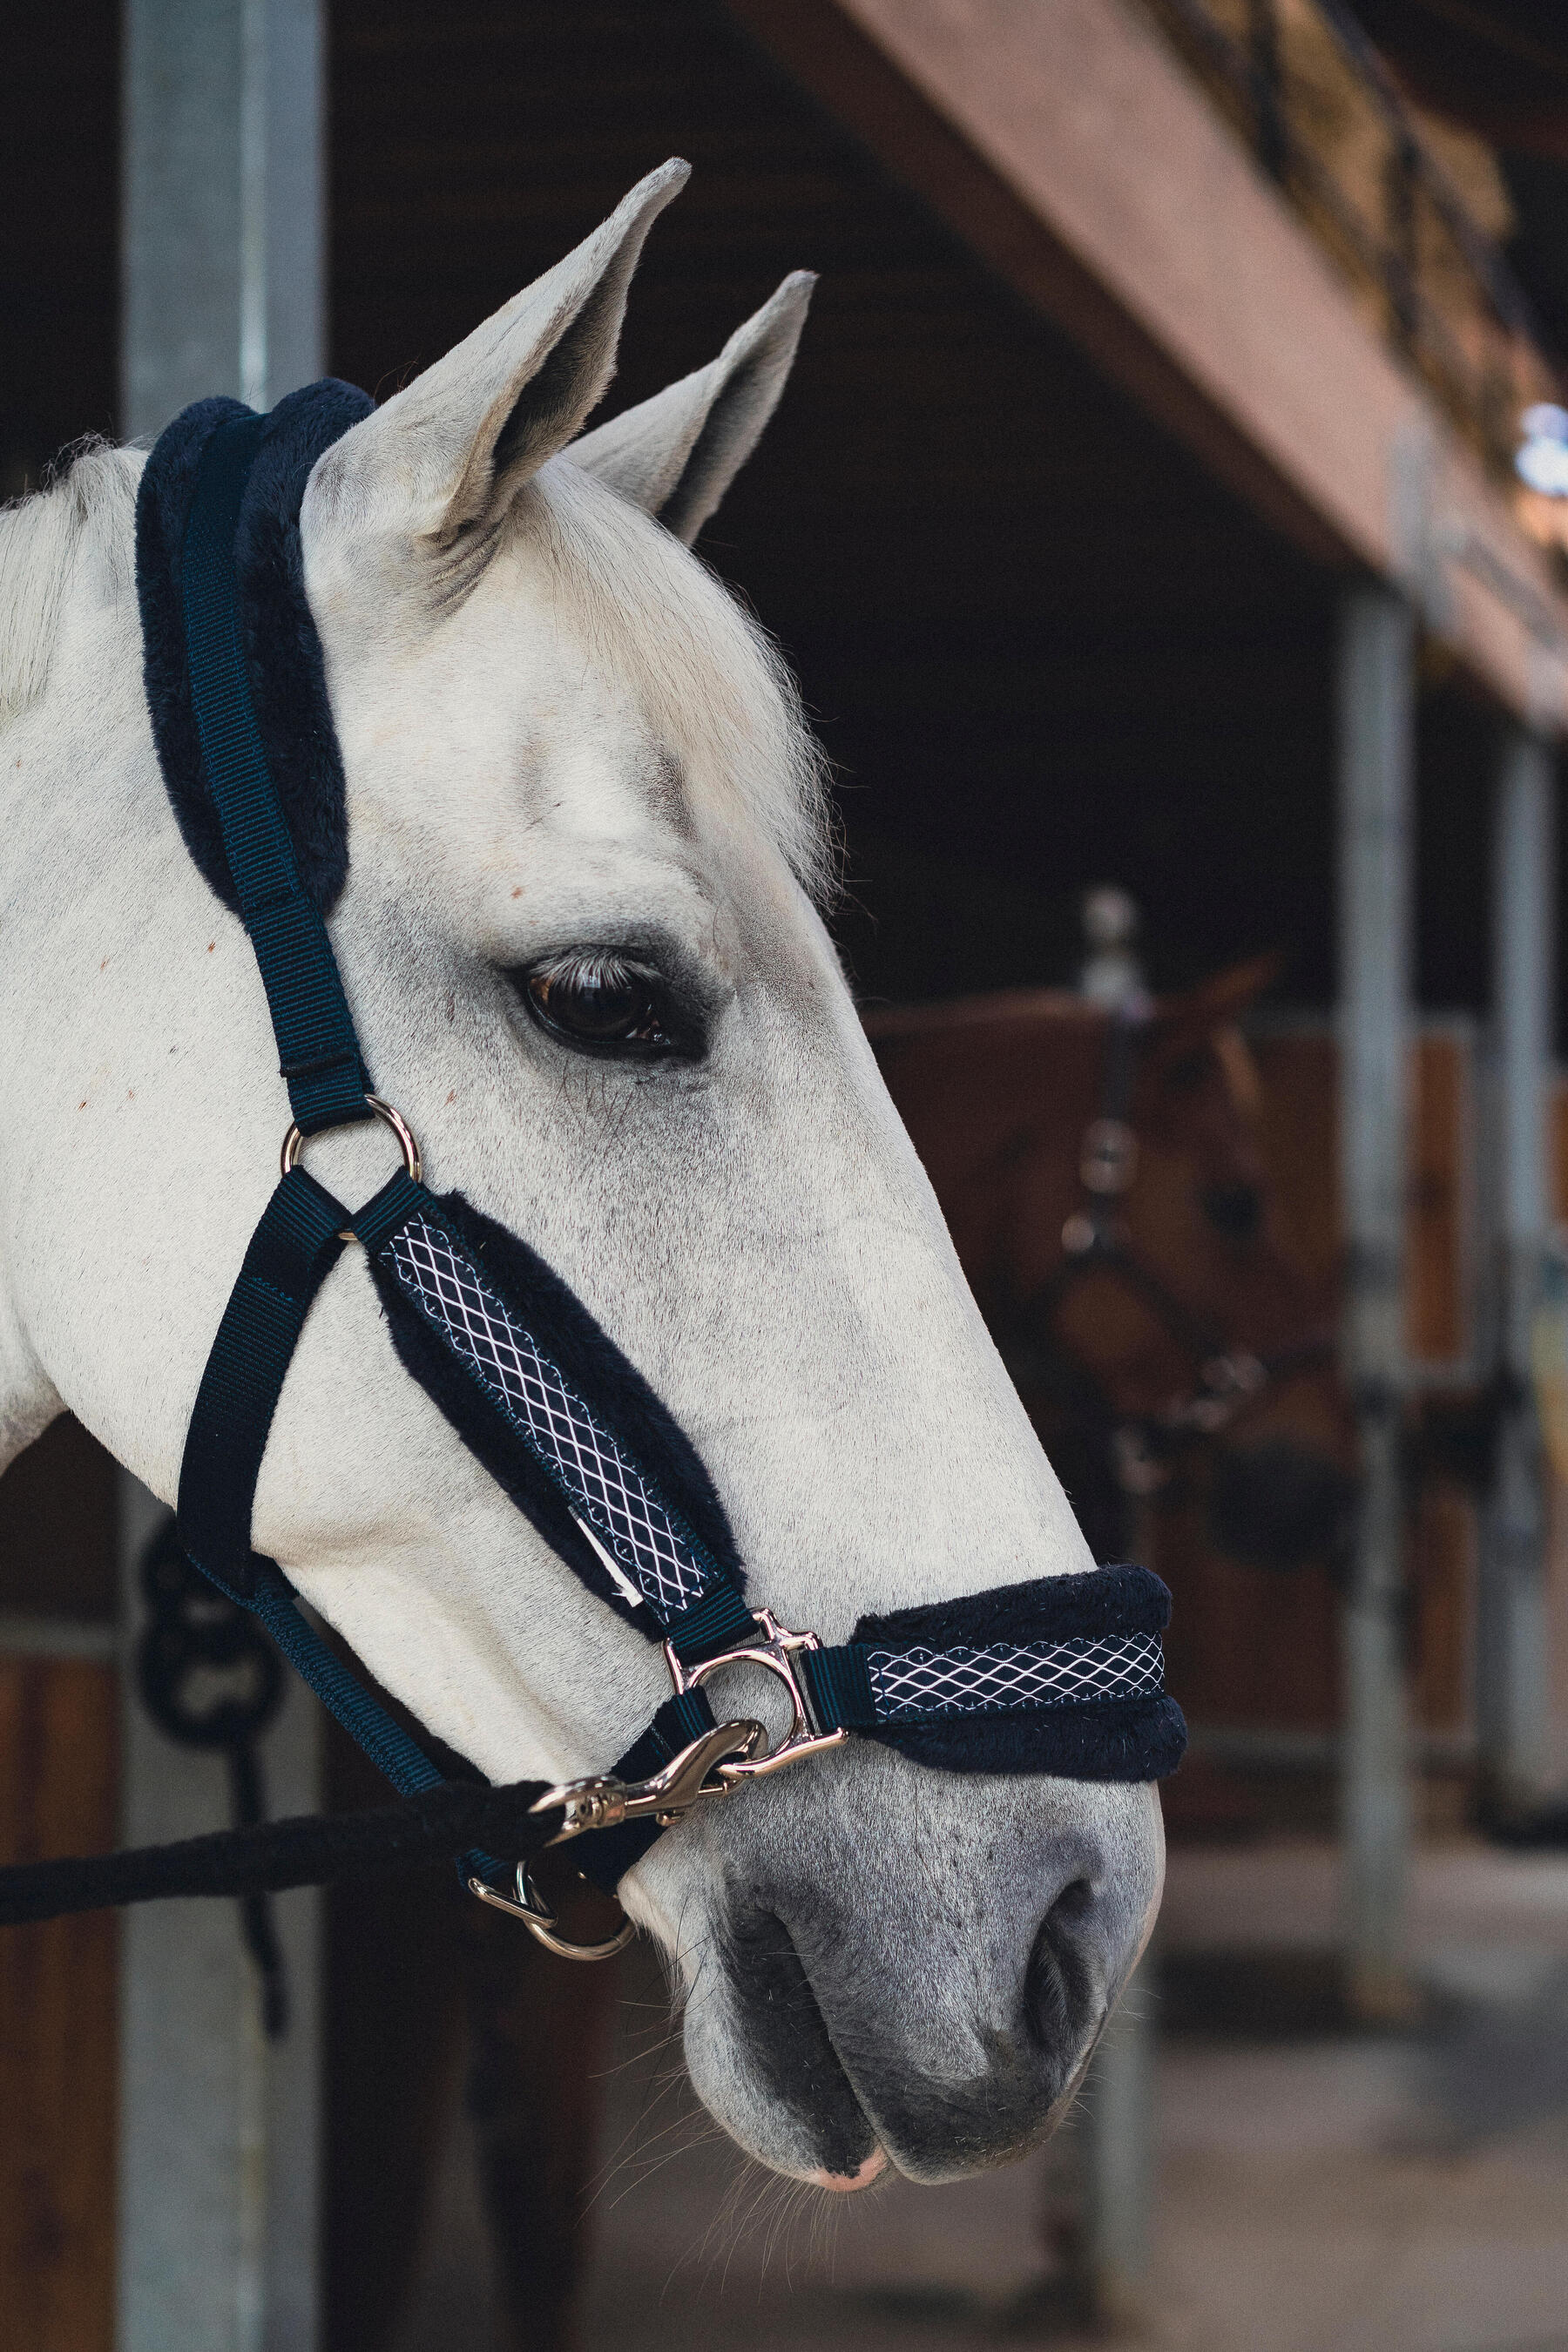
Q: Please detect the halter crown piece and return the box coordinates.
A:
[3,388,1184,1954]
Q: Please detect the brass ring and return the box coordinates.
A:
[465,1867,637,1962]
[280,1094,422,1185]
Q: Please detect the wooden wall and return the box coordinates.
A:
[0,1418,119,2352]
[1158,1023,1479,1743]
[0,1659,118,2352]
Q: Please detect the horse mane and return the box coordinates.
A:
[0,440,141,727]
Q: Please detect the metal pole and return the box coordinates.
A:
[1336,583,1416,2020]
[1477,726,1557,1802]
[118,6,324,2346]
[1078,1941,1157,2323]
[1074,1488,1159,2326]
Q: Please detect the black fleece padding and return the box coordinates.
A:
[136,379,374,916]
[367,1188,747,1636]
[848,1565,1186,1781]
[849,1564,1171,1652]
[868,1693,1187,1781]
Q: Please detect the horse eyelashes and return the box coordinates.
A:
[511,948,705,1062]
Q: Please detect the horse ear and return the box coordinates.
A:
[568,273,814,544]
[322,161,689,548]
[1153,952,1282,1042]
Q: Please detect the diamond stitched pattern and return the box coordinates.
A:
[865,1633,1164,1721]
[384,1218,708,1622]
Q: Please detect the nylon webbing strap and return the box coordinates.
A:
[181,414,371,1134]
[186,1561,503,1882]
[178,1166,348,1593]
[241,1565,447,1800]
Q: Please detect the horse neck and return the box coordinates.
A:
[0,486,261,1480]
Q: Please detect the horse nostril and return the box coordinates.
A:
[1024,1878,1097,2053]
[1201,1179,1262,1239]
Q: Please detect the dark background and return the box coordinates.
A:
[3,0,1565,1020]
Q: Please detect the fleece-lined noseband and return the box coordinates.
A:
[0,389,1185,1952]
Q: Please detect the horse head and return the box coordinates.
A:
[869,961,1357,1576]
[0,166,1163,2188]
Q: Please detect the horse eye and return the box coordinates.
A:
[521,952,686,1057]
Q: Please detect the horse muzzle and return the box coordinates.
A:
[656,1739,1164,2184]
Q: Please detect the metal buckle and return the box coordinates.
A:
[662,1606,849,1783]
[466,1609,847,1959]
[1080,1117,1138,1197]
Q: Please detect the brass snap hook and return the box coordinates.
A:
[465,1719,767,1959]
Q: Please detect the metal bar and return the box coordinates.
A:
[1336,583,1416,2021]
[1074,1494,1159,2324]
[119,6,324,2346]
[1188,1724,1477,1771]
[1152,0,1556,450]
[0,1612,119,1662]
[1310,0,1540,341]
[1477,726,1558,1802]
[1078,1941,1157,2324]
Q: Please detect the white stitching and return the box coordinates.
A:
[385,1219,707,1619]
[865,1632,1164,1720]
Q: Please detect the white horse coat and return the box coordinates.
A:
[0,162,1162,2186]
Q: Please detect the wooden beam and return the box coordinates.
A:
[726,0,1568,729]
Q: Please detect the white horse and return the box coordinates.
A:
[0,161,1162,2188]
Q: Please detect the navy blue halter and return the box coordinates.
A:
[127,389,1185,1919]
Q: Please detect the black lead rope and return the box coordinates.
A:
[136,1517,292,2033]
[0,1771,562,1930]
[0,387,1186,1941]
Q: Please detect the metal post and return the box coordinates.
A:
[1078,1942,1157,2323]
[123,0,324,429]
[1073,1488,1159,2326]
[118,5,324,2346]
[1336,584,1416,2020]
[1477,727,1557,1802]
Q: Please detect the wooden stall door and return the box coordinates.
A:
[0,1418,118,2352]
[1156,1020,1477,1743]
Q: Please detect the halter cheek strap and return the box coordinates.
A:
[123,391,1185,1934]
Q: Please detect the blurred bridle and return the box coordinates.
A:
[1006,1001,1335,1503]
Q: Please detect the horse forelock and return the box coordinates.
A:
[301,425,837,912]
[444,452,837,907]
